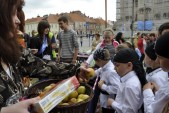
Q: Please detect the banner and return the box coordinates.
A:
[137,20,153,31]
[137,21,144,30]
[145,20,153,31]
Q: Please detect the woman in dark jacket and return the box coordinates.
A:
[30,20,56,59]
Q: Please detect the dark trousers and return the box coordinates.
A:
[87,76,100,113]
[102,107,115,113]
[87,64,101,113]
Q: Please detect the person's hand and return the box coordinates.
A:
[151,82,159,93]
[81,62,89,68]
[107,98,114,107]
[71,60,76,65]
[1,97,40,113]
[78,66,90,82]
[30,49,38,54]
[57,55,60,63]
[143,82,154,91]
[51,43,57,49]
[98,80,104,88]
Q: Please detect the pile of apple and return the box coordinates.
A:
[59,85,89,106]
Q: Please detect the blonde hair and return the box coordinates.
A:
[103,28,114,35]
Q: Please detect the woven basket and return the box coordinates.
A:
[26,79,94,113]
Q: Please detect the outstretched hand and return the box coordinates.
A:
[1,97,40,113]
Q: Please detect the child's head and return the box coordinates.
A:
[144,43,158,68]
[158,22,169,36]
[155,32,169,71]
[115,44,129,53]
[113,48,147,87]
[103,28,114,43]
[93,48,110,67]
[124,41,134,49]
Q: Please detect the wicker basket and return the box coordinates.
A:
[25,79,94,113]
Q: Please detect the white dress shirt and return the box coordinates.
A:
[86,43,102,66]
[95,60,120,108]
[146,68,168,88]
[111,71,143,113]
[143,82,169,113]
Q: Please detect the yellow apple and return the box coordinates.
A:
[69,98,77,103]
[69,90,78,99]
[77,98,83,103]
[77,86,86,94]
[85,68,95,79]
[62,96,69,103]
[61,103,69,106]
[77,94,84,99]
[81,94,89,100]
[43,85,52,92]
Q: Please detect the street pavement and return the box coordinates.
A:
[77,36,103,53]
[78,37,93,53]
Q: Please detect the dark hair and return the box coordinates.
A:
[155,32,169,58]
[95,33,100,37]
[37,20,51,44]
[141,33,146,38]
[137,32,140,36]
[115,32,125,44]
[113,48,147,88]
[17,0,25,32]
[0,0,21,64]
[158,22,169,35]
[58,16,68,23]
[149,33,155,37]
[93,48,110,61]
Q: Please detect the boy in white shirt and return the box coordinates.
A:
[143,32,169,113]
[81,48,120,113]
[144,43,168,88]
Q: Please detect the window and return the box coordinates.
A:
[163,13,167,18]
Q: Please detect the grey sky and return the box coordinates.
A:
[23,0,116,21]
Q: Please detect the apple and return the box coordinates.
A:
[85,68,95,79]
[43,85,52,92]
[61,103,69,106]
[78,94,84,99]
[77,98,83,103]
[69,90,78,99]
[77,86,86,94]
[62,96,69,103]
[81,94,89,100]
[69,98,77,103]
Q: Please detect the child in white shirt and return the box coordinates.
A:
[107,48,147,113]
[144,43,168,88]
[81,48,120,113]
[143,32,169,113]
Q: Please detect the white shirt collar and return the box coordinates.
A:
[121,71,136,83]
[102,60,112,71]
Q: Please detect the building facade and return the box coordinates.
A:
[25,11,111,37]
[116,0,169,37]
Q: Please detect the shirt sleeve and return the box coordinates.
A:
[143,88,169,113]
[112,86,142,113]
[101,72,120,94]
[72,32,79,49]
[86,43,101,65]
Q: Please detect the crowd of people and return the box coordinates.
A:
[0,0,169,113]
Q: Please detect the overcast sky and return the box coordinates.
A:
[23,0,116,21]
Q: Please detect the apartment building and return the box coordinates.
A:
[116,0,169,37]
[25,11,110,37]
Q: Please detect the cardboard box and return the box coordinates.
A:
[33,76,79,113]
